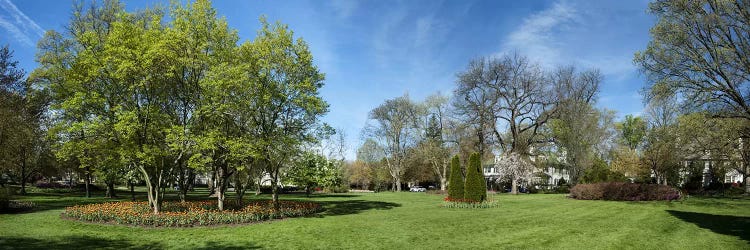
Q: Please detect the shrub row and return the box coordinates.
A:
[64,200,322,227]
[569,182,680,201]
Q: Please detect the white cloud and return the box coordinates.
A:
[500,1,578,66]
[0,0,44,47]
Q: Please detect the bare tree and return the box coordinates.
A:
[365,94,422,191]
[416,93,453,190]
[455,54,556,155]
[454,54,548,194]
[636,0,750,119]
[454,54,602,192]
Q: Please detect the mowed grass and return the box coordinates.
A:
[1,189,749,249]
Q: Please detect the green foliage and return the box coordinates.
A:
[549,101,614,183]
[32,0,328,211]
[425,114,441,141]
[447,155,464,199]
[580,157,627,184]
[286,152,343,195]
[0,45,54,195]
[618,115,647,150]
[463,153,486,202]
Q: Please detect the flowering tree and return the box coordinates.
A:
[495,152,535,194]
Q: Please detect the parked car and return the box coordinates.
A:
[409,186,426,192]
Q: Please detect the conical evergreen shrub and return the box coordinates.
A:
[447,155,464,199]
[464,152,487,202]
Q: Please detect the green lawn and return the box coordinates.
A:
[1,189,748,249]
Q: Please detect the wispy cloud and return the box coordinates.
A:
[500,1,578,66]
[0,0,44,47]
[499,0,647,85]
[329,0,358,19]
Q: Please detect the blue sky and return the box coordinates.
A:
[1,0,654,160]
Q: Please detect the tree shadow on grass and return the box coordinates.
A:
[667,210,750,243]
[0,236,164,250]
[308,194,361,198]
[192,241,261,250]
[315,200,400,217]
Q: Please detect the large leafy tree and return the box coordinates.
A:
[248,18,329,210]
[180,0,244,211]
[32,1,128,198]
[1,45,53,194]
[286,152,341,197]
[164,0,237,203]
[618,115,647,151]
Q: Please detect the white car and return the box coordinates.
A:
[409,186,426,192]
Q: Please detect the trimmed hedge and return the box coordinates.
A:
[569,182,680,201]
[447,155,464,199]
[464,152,486,202]
[64,200,322,227]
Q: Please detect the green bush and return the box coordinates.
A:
[447,155,464,199]
[464,153,486,202]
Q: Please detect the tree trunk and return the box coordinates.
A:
[235,174,246,206]
[140,166,163,214]
[255,176,262,196]
[216,166,226,211]
[129,181,135,201]
[105,181,116,198]
[20,178,26,195]
[187,170,196,191]
[440,177,447,191]
[178,166,186,203]
[511,178,519,195]
[21,160,26,195]
[271,170,280,212]
[68,171,74,191]
[208,170,215,196]
[85,167,91,198]
[395,178,402,192]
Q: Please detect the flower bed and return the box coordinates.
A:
[569,182,681,201]
[64,200,322,227]
[441,196,499,208]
